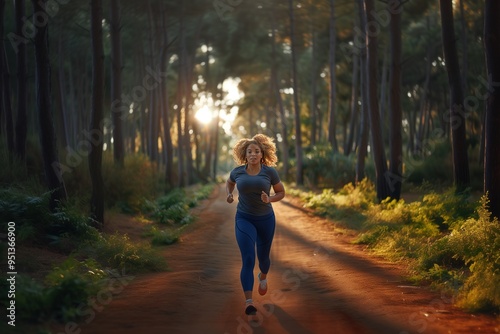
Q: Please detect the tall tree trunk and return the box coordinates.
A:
[310,28,317,146]
[271,15,289,180]
[212,105,220,181]
[2,4,15,163]
[439,0,470,192]
[0,0,4,137]
[484,0,500,219]
[327,0,338,151]
[365,0,390,201]
[89,0,105,225]
[159,11,174,189]
[379,43,389,139]
[110,0,124,165]
[415,28,432,155]
[176,11,186,187]
[14,0,27,161]
[184,56,195,185]
[33,0,67,210]
[388,1,403,200]
[355,0,369,183]
[345,31,360,156]
[289,0,303,185]
[147,0,159,163]
[459,0,468,95]
[57,32,69,149]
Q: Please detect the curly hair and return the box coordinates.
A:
[232,134,278,167]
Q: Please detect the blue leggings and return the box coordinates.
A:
[235,211,276,292]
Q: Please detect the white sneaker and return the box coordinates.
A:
[245,300,257,315]
[258,272,267,296]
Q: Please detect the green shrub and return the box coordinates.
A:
[303,146,356,188]
[290,178,375,230]
[0,190,99,249]
[79,233,167,273]
[405,141,453,186]
[103,154,162,212]
[11,259,105,323]
[142,188,195,225]
[143,225,180,245]
[189,183,215,207]
[446,196,500,312]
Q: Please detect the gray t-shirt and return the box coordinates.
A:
[229,165,281,216]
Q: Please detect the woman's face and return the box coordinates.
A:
[246,143,263,166]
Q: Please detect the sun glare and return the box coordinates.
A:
[192,77,243,134]
[195,105,214,125]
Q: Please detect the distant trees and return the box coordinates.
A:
[2,0,500,219]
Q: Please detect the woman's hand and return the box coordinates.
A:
[261,191,270,203]
[226,179,236,204]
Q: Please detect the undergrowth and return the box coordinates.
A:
[0,181,215,329]
[292,180,499,313]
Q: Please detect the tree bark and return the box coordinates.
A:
[14,0,27,161]
[289,0,303,185]
[365,0,390,200]
[89,0,105,225]
[184,56,195,185]
[110,0,125,165]
[415,26,432,155]
[176,10,187,187]
[1,3,15,163]
[439,0,470,192]
[345,27,360,156]
[355,0,369,184]
[33,0,67,210]
[327,0,338,152]
[379,44,389,139]
[310,28,318,146]
[0,0,4,137]
[159,9,174,189]
[484,0,500,219]
[388,1,403,200]
[270,14,289,180]
[147,0,159,163]
[57,32,69,149]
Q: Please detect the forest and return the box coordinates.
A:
[0,0,500,331]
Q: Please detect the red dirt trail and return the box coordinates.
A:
[55,184,498,334]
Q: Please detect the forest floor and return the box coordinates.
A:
[47,184,499,334]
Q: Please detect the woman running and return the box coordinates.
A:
[225,134,286,316]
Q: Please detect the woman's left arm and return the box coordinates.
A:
[269,182,285,203]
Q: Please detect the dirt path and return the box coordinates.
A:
[63,184,498,334]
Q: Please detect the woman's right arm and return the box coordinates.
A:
[226,179,236,203]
